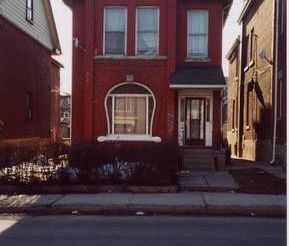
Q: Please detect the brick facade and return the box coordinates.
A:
[226,0,286,163]
[66,0,230,149]
[0,17,61,141]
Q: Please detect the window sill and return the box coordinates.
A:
[97,134,162,142]
[185,57,210,63]
[94,55,168,60]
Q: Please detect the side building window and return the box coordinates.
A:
[136,7,159,56]
[246,80,254,126]
[187,10,209,59]
[106,83,155,135]
[26,92,33,121]
[104,7,127,55]
[26,0,34,23]
[249,28,254,62]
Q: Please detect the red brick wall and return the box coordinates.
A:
[0,17,59,141]
[70,0,224,147]
[176,1,223,67]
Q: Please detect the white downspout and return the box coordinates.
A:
[270,0,279,165]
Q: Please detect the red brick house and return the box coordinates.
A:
[65,0,232,169]
[0,0,62,141]
[226,0,286,164]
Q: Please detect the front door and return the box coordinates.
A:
[185,98,206,145]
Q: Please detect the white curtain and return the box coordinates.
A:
[105,8,126,54]
[137,8,158,55]
[188,10,208,57]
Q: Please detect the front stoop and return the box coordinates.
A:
[181,148,226,172]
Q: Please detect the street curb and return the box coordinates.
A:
[0,204,285,218]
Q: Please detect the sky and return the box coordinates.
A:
[51,0,245,94]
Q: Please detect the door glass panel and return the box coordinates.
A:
[200,100,204,140]
[186,100,191,139]
[190,100,200,139]
[184,98,206,145]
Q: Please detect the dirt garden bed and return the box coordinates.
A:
[230,168,286,194]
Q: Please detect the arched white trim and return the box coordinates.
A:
[100,82,159,142]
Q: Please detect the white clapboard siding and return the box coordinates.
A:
[0,0,53,51]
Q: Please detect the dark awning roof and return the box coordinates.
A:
[170,67,226,89]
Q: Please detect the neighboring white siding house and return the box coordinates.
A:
[0,0,60,53]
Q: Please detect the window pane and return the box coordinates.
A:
[105,32,125,54]
[114,97,146,134]
[188,35,207,57]
[137,7,158,55]
[137,33,157,55]
[188,10,208,34]
[105,8,126,54]
[137,8,158,32]
[27,0,32,8]
[187,10,208,58]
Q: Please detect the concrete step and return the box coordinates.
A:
[183,167,216,172]
[184,159,215,164]
[183,148,224,155]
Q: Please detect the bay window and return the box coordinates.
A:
[187,10,209,59]
[136,7,159,55]
[104,7,127,55]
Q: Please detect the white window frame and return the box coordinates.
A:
[135,6,160,56]
[103,6,128,56]
[187,9,209,59]
[111,94,150,135]
[98,82,161,142]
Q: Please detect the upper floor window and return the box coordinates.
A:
[26,0,34,23]
[104,7,127,55]
[136,7,159,56]
[187,10,208,59]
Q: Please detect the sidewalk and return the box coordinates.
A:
[0,192,285,217]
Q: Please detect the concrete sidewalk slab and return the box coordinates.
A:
[202,192,286,217]
[179,171,238,191]
[0,194,62,207]
[0,193,285,217]
[54,193,133,206]
[0,194,62,213]
[205,172,238,189]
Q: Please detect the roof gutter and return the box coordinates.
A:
[238,0,253,24]
[270,0,279,165]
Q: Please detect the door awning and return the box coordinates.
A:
[170,67,226,89]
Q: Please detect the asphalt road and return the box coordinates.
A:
[0,215,286,246]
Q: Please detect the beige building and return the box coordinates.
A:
[226,0,286,164]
